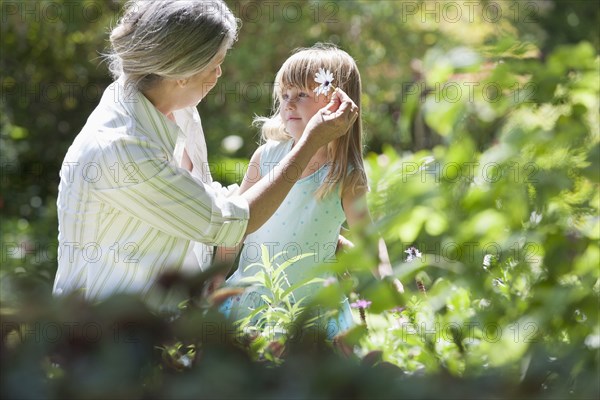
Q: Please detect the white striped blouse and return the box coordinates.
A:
[53,79,249,303]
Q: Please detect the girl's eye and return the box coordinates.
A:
[298,92,309,98]
[281,94,290,101]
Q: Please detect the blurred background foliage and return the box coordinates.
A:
[1,0,599,398]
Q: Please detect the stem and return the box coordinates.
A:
[359,307,368,331]
[416,279,427,296]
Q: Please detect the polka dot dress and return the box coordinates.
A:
[224,139,354,338]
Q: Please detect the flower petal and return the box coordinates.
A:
[314,68,335,96]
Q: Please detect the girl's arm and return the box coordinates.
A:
[238,144,264,195]
[342,185,404,293]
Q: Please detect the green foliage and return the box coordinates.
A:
[233,246,318,337]
[2,0,599,398]
[358,22,599,396]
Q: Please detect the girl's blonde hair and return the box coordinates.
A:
[255,43,367,200]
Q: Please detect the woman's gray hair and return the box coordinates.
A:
[106,0,239,91]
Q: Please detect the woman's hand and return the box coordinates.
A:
[303,88,358,149]
[202,273,226,298]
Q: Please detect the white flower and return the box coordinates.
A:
[314,68,335,96]
[483,254,493,269]
[404,246,422,262]
[530,210,543,225]
[585,333,600,349]
[478,298,491,308]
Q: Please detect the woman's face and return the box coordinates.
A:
[177,47,227,108]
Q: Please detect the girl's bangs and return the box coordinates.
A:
[276,53,332,93]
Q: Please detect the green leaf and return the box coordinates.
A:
[280,277,323,301]
[9,126,28,140]
[272,252,315,279]
[423,95,466,137]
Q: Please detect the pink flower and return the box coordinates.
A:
[350,299,372,309]
[323,276,337,287]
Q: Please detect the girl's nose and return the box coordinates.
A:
[284,97,297,110]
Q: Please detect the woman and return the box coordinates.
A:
[53,0,358,306]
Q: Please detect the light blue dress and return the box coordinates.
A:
[221,139,354,339]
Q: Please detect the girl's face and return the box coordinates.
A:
[279,86,329,139]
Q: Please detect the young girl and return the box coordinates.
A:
[217,44,400,338]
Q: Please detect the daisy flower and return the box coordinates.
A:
[314,68,335,96]
[483,254,494,270]
[404,246,422,262]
